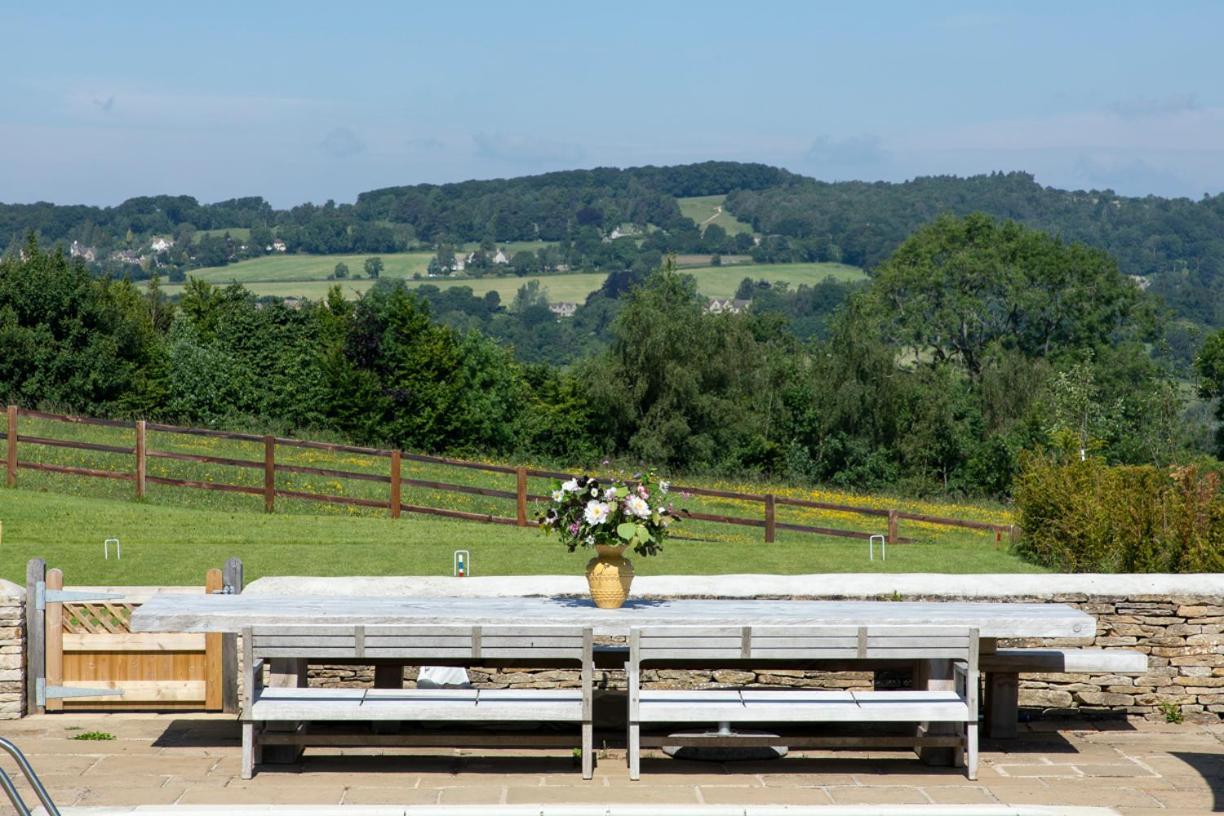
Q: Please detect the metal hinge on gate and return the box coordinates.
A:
[35,678,123,707]
[33,583,124,611]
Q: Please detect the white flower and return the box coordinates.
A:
[624,494,651,519]
[659,481,670,494]
[585,535,595,545]
[561,479,579,493]
[604,487,618,500]
[584,500,611,525]
[551,489,565,503]
[590,487,599,497]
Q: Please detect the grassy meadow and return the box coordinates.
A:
[164,261,866,302]
[678,195,755,235]
[0,413,1033,585]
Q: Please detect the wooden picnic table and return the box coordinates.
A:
[131,593,1096,768]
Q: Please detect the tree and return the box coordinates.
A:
[332,262,349,280]
[864,214,1140,377]
[364,256,383,279]
[1196,329,1224,456]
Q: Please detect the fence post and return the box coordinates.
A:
[887,509,898,547]
[390,450,402,519]
[221,557,244,714]
[515,466,528,527]
[45,568,64,712]
[6,405,17,487]
[134,419,147,499]
[263,436,275,513]
[204,568,223,711]
[25,558,45,715]
[764,494,776,543]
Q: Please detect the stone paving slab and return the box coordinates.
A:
[0,714,1219,814]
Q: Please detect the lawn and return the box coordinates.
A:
[678,195,755,236]
[0,413,1036,585]
[164,262,866,302]
[0,487,1038,586]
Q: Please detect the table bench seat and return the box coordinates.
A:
[628,625,980,780]
[638,688,970,724]
[241,625,594,780]
[250,687,585,723]
[983,648,1148,739]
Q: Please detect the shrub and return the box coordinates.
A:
[1014,454,1224,572]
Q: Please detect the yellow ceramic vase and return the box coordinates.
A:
[585,544,635,609]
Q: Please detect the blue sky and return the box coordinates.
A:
[1,1,1221,206]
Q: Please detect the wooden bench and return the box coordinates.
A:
[241,625,594,779]
[627,625,979,780]
[982,647,1149,738]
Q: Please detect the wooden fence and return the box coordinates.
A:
[24,557,243,714]
[3,406,1015,546]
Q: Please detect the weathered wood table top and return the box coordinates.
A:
[131,594,1094,639]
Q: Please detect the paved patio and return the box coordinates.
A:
[0,714,1221,814]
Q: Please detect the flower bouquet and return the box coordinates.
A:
[540,472,677,607]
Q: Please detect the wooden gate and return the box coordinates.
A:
[25,558,240,713]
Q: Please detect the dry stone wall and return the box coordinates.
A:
[0,580,26,719]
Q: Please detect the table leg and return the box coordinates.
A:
[915,658,955,766]
[372,663,404,734]
[263,658,307,764]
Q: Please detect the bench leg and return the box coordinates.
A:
[915,658,956,766]
[985,672,1019,739]
[628,721,641,781]
[263,658,307,764]
[581,722,593,780]
[241,722,256,779]
[372,663,404,735]
[966,721,978,780]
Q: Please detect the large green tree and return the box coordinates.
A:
[865,213,1141,376]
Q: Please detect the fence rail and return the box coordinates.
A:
[3,405,1017,546]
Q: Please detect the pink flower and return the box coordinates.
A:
[568,522,580,534]
[637,485,649,499]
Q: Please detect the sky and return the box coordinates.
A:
[1,1,1222,207]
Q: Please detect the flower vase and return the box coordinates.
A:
[585,544,635,609]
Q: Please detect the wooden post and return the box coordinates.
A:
[515,466,528,527]
[887,509,899,547]
[390,450,402,519]
[263,436,275,513]
[764,493,776,543]
[45,568,63,712]
[134,419,147,499]
[204,568,223,710]
[25,558,45,715]
[6,405,17,487]
[221,557,244,714]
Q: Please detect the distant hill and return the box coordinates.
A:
[4,163,1224,326]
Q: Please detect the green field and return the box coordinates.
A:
[0,414,1032,585]
[191,227,251,244]
[165,262,866,302]
[678,195,755,236]
[184,251,435,283]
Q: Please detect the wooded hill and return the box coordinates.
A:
[4,163,1224,328]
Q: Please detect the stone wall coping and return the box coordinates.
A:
[245,572,1224,599]
[0,579,23,600]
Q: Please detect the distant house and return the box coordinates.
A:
[492,248,510,265]
[110,249,142,265]
[549,302,578,319]
[270,239,287,253]
[69,241,96,262]
[149,236,173,253]
[705,298,751,315]
[1129,274,1151,290]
